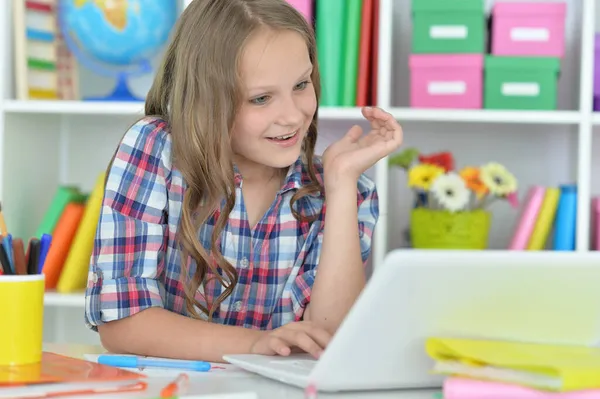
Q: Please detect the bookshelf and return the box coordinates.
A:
[1,0,599,345]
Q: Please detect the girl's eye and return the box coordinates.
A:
[250,95,270,105]
[295,81,309,90]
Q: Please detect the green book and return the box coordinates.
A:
[341,0,363,106]
[35,186,86,238]
[316,0,346,106]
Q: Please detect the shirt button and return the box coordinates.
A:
[240,257,249,268]
[92,273,99,283]
[232,301,243,311]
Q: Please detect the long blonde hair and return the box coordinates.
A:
[144,0,322,320]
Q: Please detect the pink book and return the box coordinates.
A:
[509,186,545,250]
[594,197,600,250]
[444,378,600,399]
[285,0,312,22]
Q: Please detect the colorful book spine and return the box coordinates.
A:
[509,186,545,250]
[527,187,560,250]
[444,377,600,399]
[316,0,346,106]
[553,184,577,251]
[340,0,363,106]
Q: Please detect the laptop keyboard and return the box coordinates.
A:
[268,359,317,371]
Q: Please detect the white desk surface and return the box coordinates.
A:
[44,343,442,399]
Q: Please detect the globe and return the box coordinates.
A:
[59,0,177,101]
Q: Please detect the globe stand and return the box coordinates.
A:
[84,72,143,102]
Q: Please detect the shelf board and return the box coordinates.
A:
[2,101,584,125]
[3,100,146,115]
[592,112,600,125]
[389,108,581,124]
[44,291,85,307]
[2,100,365,119]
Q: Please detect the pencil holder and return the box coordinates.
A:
[410,208,491,249]
[0,274,45,366]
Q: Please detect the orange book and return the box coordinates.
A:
[41,202,85,289]
[0,352,146,398]
[356,0,374,106]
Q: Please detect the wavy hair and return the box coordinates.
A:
[143,0,322,320]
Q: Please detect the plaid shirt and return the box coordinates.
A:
[85,117,378,331]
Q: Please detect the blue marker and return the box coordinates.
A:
[37,234,52,274]
[97,355,211,372]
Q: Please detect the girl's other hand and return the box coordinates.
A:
[249,321,332,359]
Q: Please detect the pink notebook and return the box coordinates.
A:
[444,378,600,399]
[509,186,545,250]
[285,0,312,21]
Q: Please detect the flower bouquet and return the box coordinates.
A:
[389,149,519,249]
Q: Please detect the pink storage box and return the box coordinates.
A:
[491,2,567,57]
[409,54,483,109]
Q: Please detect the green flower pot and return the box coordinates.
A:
[410,208,491,249]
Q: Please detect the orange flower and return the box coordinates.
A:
[460,167,488,198]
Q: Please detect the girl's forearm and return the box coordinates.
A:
[98,307,263,362]
[308,180,366,334]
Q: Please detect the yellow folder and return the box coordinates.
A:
[426,337,600,392]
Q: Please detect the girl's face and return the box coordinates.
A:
[231,28,317,175]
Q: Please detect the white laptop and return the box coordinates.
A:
[223,249,600,392]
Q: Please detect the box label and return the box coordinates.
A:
[429,25,468,39]
[501,83,540,97]
[510,28,550,42]
[428,81,467,95]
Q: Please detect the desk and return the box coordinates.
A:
[44,344,442,399]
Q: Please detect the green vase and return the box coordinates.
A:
[410,208,491,249]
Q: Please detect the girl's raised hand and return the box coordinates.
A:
[322,107,403,190]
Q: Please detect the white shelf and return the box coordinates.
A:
[3,100,146,115]
[2,100,583,126]
[390,108,582,125]
[44,291,86,307]
[591,112,600,125]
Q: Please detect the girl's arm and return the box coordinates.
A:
[98,307,263,362]
[306,107,403,334]
[304,181,367,334]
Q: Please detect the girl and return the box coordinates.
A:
[84,0,402,363]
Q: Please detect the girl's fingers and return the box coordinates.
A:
[288,331,324,359]
[268,336,292,356]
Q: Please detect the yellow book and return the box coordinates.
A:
[527,187,560,250]
[426,337,600,392]
[56,172,105,293]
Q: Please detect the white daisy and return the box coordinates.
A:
[480,162,518,196]
[430,172,470,212]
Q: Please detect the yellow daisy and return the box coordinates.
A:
[408,164,444,190]
[480,162,517,196]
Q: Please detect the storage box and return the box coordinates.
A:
[411,0,485,54]
[491,2,567,57]
[409,54,483,109]
[484,56,560,110]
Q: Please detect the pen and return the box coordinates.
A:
[0,201,7,237]
[37,233,52,273]
[97,355,212,372]
[0,241,13,275]
[160,373,189,398]
[26,238,40,275]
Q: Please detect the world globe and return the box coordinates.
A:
[59,0,177,101]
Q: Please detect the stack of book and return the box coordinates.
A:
[286,0,379,107]
[426,337,600,398]
[509,185,577,251]
[35,172,105,293]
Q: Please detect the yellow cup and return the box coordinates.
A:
[0,274,45,366]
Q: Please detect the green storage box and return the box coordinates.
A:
[411,0,485,54]
[484,56,560,110]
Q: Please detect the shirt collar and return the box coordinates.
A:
[233,156,304,193]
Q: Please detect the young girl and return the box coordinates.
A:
[84,0,402,363]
